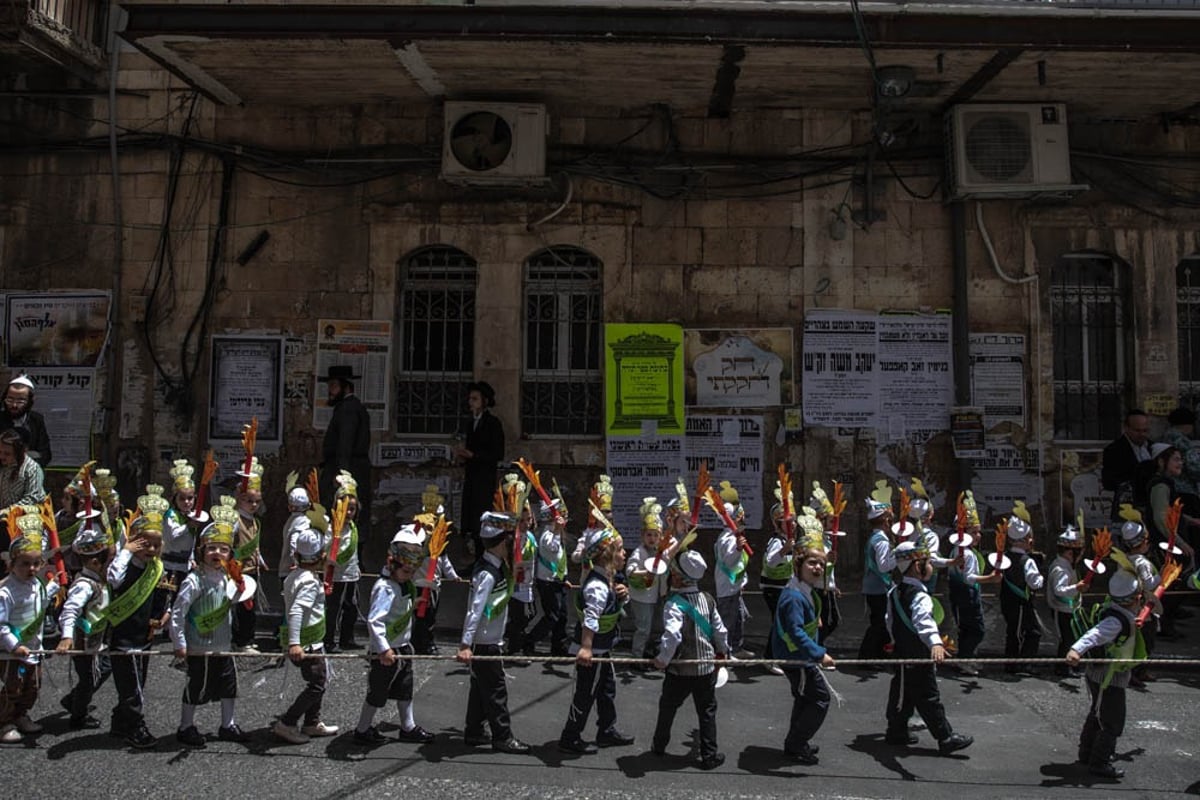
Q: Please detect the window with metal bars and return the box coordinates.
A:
[521,246,603,436]
[396,246,477,435]
[1051,253,1132,441]
[1178,256,1200,411]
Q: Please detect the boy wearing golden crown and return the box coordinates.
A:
[161,460,203,605]
[413,485,461,656]
[713,481,752,660]
[107,489,167,748]
[625,497,667,665]
[0,511,53,743]
[809,482,844,646]
[325,470,363,652]
[232,458,265,652]
[170,497,252,747]
[354,524,436,745]
[504,474,538,659]
[55,521,113,730]
[572,475,614,570]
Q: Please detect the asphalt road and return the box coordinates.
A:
[7,584,1199,800]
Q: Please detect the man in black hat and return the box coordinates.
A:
[454,381,505,557]
[0,375,52,468]
[319,365,372,554]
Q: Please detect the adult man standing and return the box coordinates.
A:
[1101,409,1151,521]
[0,374,52,468]
[453,381,504,558]
[319,365,372,545]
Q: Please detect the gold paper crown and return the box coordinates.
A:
[1118,503,1143,524]
[495,472,529,516]
[93,468,117,497]
[66,460,96,496]
[870,479,893,506]
[9,513,43,556]
[668,477,690,516]
[169,459,196,492]
[797,507,824,538]
[202,497,239,548]
[718,480,740,505]
[242,458,264,492]
[591,474,614,512]
[639,497,663,532]
[131,485,170,536]
[1011,499,1032,524]
[911,477,929,500]
[962,490,980,527]
[421,483,444,514]
[809,481,835,516]
[334,469,358,499]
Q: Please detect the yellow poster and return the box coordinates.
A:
[605,323,684,435]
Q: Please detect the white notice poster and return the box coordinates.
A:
[684,414,765,529]
[876,314,953,445]
[969,333,1026,430]
[801,311,878,427]
[314,319,392,431]
[605,435,685,538]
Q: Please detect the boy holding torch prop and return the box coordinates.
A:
[998,501,1044,673]
[706,481,754,660]
[1047,517,1087,675]
[1114,503,1171,682]
[810,480,847,646]
[324,472,363,652]
[859,480,897,662]
[946,491,998,675]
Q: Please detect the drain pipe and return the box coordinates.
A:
[102,6,127,464]
[951,200,971,493]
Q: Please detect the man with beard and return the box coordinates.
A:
[320,365,372,547]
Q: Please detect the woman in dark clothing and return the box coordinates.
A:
[453,381,505,557]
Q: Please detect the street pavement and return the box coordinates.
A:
[7,583,1199,800]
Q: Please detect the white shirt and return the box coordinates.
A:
[162,509,196,570]
[1047,555,1080,613]
[170,565,235,653]
[1011,545,1045,591]
[628,542,666,604]
[714,528,748,598]
[0,574,50,664]
[277,511,311,579]
[534,526,566,581]
[460,551,509,647]
[368,574,417,653]
[415,553,460,591]
[58,567,107,642]
[949,546,985,585]
[283,568,325,650]
[575,566,617,654]
[886,576,943,650]
[657,589,729,664]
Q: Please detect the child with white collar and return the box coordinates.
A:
[1047,523,1086,675]
[0,514,52,744]
[713,482,752,660]
[1000,501,1044,673]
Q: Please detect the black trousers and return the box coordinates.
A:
[761,585,782,659]
[504,597,533,655]
[232,601,256,648]
[948,583,985,659]
[365,646,414,706]
[652,671,718,760]
[562,660,617,739]
[1054,609,1075,661]
[1079,678,1126,767]
[324,581,360,648]
[280,654,327,727]
[68,653,112,720]
[110,650,150,732]
[785,664,830,753]
[1000,591,1040,661]
[885,663,952,742]
[526,580,569,654]
[183,655,237,704]
[814,587,841,645]
[859,593,891,660]
[465,644,512,742]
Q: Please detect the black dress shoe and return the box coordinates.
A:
[785,744,819,765]
[885,732,919,746]
[558,736,597,754]
[176,726,207,748]
[596,728,635,747]
[355,726,388,745]
[70,715,101,730]
[698,752,726,770]
[218,724,250,743]
[127,725,158,750]
[1088,761,1125,779]
[397,725,435,743]
[937,733,974,755]
[493,737,532,754]
[464,733,490,747]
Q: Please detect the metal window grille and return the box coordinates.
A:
[396,246,477,435]
[521,246,603,436]
[1051,253,1131,441]
[1178,256,1200,410]
[31,0,110,49]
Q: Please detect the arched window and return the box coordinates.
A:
[1051,252,1132,441]
[1178,256,1200,411]
[396,245,477,435]
[521,246,603,436]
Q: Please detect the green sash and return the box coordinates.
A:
[188,596,232,635]
[279,619,326,648]
[15,581,50,643]
[574,591,622,633]
[761,555,793,582]
[627,571,653,591]
[385,584,417,640]
[335,523,358,566]
[536,546,567,581]
[234,522,261,561]
[667,594,713,640]
[104,558,163,627]
[1102,621,1147,689]
[775,590,821,653]
[717,551,749,584]
[58,519,83,547]
[483,567,514,620]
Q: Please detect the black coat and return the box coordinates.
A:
[0,408,51,467]
[320,393,372,509]
[1101,435,1148,520]
[460,411,504,534]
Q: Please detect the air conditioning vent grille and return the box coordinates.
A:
[963,112,1033,183]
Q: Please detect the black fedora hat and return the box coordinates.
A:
[318,364,361,382]
[467,380,496,407]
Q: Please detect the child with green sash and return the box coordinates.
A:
[55,521,112,730]
[354,524,435,745]
[273,526,338,744]
[0,511,52,744]
[170,498,252,747]
[713,482,752,660]
[106,491,167,749]
[652,547,729,770]
[324,470,362,653]
[1067,569,1148,780]
[625,497,668,665]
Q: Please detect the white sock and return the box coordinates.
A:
[179,703,196,731]
[357,701,379,733]
[397,700,416,731]
[221,698,237,728]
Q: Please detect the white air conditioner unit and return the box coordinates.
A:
[945,103,1087,200]
[441,101,548,186]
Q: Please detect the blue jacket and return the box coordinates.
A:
[769,582,826,665]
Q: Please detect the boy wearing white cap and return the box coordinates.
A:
[273,526,339,744]
[885,540,973,755]
[457,510,531,754]
[277,476,314,581]
[1000,501,1044,672]
[354,524,435,745]
[1047,523,1086,676]
[652,546,729,770]
[55,521,113,730]
[859,480,897,662]
[1066,569,1147,780]
[1115,507,1164,683]
[771,534,836,765]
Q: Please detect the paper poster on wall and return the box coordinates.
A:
[877,313,953,446]
[950,406,986,459]
[3,292,110,367]
[967,437,1043,525]
[17,367,95,469]
[605,435,685,537]
[314,319,392,430]
[605,323,684,435]
[801,310,878,427]
[685,328,793,408]
[969,333,1026,430]
[1060,449,1108,529]
[684,414,765,529]
[209,335,285,446]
